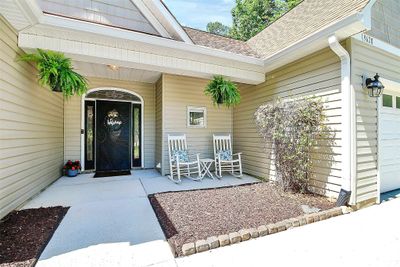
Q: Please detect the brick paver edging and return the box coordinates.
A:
[182,206,352,256]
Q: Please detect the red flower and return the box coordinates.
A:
[63,166,66,169]
[71,167,75,171]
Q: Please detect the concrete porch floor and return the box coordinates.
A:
[22,169,259,267]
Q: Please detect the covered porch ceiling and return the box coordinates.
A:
[72,61,162,83]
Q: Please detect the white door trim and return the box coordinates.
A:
[80,87,145,171]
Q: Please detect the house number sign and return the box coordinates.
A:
[361,33,374,45]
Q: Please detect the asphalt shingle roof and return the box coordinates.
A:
[247,0,371,59]
[183,27,261,58]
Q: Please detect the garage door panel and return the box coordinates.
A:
[379,89,400,193]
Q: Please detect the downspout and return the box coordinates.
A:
[328,36,353,206]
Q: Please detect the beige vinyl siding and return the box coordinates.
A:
[0,16,64,219]
[64,96,81,161]
[234,48,343,198]
[161,74,233,174]
[368,0,400,48]
[155,76,163,173]
[350,38,400,203]
[63,78,156,168]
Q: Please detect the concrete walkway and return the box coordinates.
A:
[176,198,400,267]
[22,170,258,267]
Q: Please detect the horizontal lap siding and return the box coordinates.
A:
[234,48,342,198]
[162,74,233,174]
[64,96,80,161]
[0,17,64,219]
[350,38,400,203]
[63,78,156,168]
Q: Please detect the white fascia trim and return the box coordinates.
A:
[263,12,367,72]
[143,0,193,44]
[18,33,265,84]
[352,33,400,57]
[328,36,353,195]
[12,0,43,27]
[39,14,263,66]
[131,0,171,38]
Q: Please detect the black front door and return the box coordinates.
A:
[96,101,131,172]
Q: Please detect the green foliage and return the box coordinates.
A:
[206,21,231,36]
[229,0,302,41]
[205,76,240,107]
[286,0,301,9]
[254,97,333,192]
[19,49,88,97]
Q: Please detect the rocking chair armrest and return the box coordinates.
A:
[188,153,200,161]
[232,152,242,158]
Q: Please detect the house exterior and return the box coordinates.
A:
[0,0,399,219]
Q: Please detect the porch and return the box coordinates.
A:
[22,170,259,266]
[64,72,239,177]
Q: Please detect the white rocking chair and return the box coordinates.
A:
[168,134,201,183]
[213,134,243,178]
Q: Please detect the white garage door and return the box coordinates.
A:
[379,86,400,193]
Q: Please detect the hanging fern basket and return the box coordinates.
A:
[205,75,240,107]
[19,49,88,97]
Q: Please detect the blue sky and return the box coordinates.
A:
[163,0,235,30]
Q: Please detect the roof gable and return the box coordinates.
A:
[36,0,160,36]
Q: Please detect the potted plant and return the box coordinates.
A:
[204,75,240,107]
[63,160,81,177]
[19,49,88,97]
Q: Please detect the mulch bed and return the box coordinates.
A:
[149,182,335,256]
[0,207,69,267]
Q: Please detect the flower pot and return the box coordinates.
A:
[67,169,78,177]
[216,95,224,104]
[52,85,62,92]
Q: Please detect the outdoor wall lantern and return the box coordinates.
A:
[363,73,385,97]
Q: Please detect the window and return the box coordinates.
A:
[382,94,393,107]
[187,107,206,128]
[397,96,400,109]
[86,90,141,102]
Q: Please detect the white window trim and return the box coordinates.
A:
[187,106,207,128]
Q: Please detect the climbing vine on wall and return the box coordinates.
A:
[254,97,333,193]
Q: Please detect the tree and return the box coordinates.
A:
[229,0,302,41]
[286,0,301,9]
[206,21,230,36]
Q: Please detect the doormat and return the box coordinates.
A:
[94,170,131,178]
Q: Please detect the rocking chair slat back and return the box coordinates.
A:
[168,134,188,159]
[213,134,232,156]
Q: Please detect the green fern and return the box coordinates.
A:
[205,76,240,107]
[20,49,88,97]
